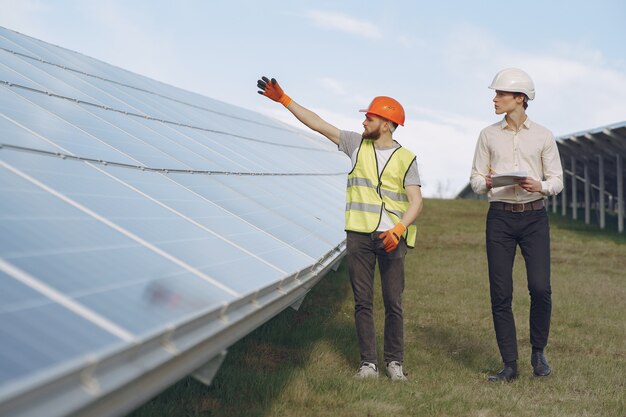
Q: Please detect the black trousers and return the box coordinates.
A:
[486,207,552,363]
[346,231,407,365]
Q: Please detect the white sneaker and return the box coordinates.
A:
[355,362,378,378]
[386,361,408,381]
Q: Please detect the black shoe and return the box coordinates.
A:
[531,352,551,377]
[488,366,518,382]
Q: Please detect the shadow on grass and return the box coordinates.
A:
[127,261,355,417]
[548,212,626,245]
[413,324,500,375]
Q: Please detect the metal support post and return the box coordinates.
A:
[561,159,567,216]
[571,157,577,220]
[598,155,605,229]
[584,160,590,225]
[618,154,624,233]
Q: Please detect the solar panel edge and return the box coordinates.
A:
[0,245,346,417]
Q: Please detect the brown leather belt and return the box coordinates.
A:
[490,199,544,213]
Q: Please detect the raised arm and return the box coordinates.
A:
[257,76,341,145]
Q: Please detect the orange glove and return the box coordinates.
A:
[257,76,292,106]
[379,223,406,253]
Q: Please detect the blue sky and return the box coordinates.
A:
[2,0,625,197]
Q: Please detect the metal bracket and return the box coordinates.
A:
[289,293,307,311]
[192,350,228,386]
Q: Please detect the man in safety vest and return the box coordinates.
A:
[257,76,423,381]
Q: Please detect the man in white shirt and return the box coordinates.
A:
[470,68,563,382]
[257,76,423,381]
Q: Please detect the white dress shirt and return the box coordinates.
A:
[470,117,563,203]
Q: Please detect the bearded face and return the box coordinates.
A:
[362,116,383,140]
[363,126,382,140]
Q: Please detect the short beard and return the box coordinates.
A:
[362,128,381,140]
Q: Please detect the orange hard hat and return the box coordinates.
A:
[359,96,405,126]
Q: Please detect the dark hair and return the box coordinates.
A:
[513,92,529,110]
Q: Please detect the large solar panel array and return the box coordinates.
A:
[0,26,348,417]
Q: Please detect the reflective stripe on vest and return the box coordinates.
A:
[345,139,417,247]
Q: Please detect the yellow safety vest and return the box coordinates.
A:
[345,139,417,247]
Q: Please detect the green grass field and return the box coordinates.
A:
[129,199,625,417]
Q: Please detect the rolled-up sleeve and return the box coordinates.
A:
[470,130,489,194]
[540,134,564,196]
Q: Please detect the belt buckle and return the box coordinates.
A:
[511,203,525,213]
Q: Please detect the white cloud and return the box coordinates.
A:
[304,10,382,39]
[521,55,626,133]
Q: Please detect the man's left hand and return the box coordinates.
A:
[517,177,542,193]
[379,223,406,253]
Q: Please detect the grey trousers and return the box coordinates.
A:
[346,231,407,365]
[486,208,552,363]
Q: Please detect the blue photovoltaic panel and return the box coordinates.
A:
[0,269,124,387]
[0,26,347,417]
[1,153,238,332]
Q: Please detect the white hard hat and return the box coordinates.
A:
[489,68,535,100]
